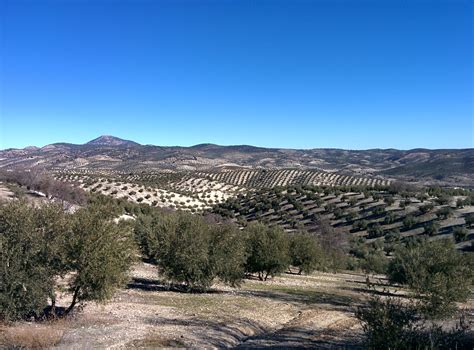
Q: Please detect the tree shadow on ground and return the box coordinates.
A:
[339,286,411,299]
[234,288,358,313]
[127,277,225,294]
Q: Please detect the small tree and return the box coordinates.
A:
[423,221,439,236]
[402,215,417,230]
[453,226,468,243]
[0,201,68,320]
[367,223,384,239]
[289,231,322,274]
[146,212,246,290]
[65,203,136,314]
[465,213,474,227]
[356,293,469,350]
[244,222,290,280]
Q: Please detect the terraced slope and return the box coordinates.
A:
[198,169,390,188]
[211,185,474,249]
[54,169,390,211]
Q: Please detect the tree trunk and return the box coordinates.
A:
[65,286,81,315]
[264,272,270,281]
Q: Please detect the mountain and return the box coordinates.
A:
[85,135,139,146]
[0,136,473,187]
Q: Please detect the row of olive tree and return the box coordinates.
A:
[0,200,136,321]
[134,212,327,290]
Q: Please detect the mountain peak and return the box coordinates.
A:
[85,135,139,146]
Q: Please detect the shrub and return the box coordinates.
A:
[353,219,368,231]
[402,215,417,230]
[244,222,290,280]
[289,232,322,274]
[367,223,384,239]
[419,203,434,214]
[465,213,474,227]
[437,206,453,219]
[423,221,439,236]
[453,226,468,242]
[356,294,469,350]
[387,239,474,318]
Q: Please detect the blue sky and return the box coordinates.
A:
[0,0,472,149]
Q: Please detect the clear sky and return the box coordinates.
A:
[0,0,472,150]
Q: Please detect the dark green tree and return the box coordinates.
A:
[289,231,322,274]
[244,222,290,280]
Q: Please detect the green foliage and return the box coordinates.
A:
[356,293,469,350]
[244,222,290,280]
[349,238,388,274]
[423,221,439,236]
[437,206,453,220]
[0,200,136,321]
[453,226,468,243]
[65,203,136,312]
[465,213,474,227]
[289,232,322,274]
[402,215,417,230]
[387,239,474,318]
[0,201,68,320]
[367,223,384,239]
[141,211,246,289]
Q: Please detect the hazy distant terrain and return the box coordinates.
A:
[1,135,472,187]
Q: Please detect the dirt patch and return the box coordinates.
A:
[2,264,383,349]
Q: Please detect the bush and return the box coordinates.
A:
[289,232,322,274]
[356,293,469,350]
[244,222,290,280]
[453,226,468,242]
[465,213,474,227]
[437,206,453,220]
[402,215,417,230]
[387,239,474,318]
[423,221,439,236]
[367,223,384,239]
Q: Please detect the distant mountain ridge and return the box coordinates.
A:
[0,135,473,187]
[86,135,140,147]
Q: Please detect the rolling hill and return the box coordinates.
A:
[0,135,472,187]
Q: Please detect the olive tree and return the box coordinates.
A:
[144,211,246,290]
[289,231,322,274]
[244,222,290,280]
[64,203,137,314]
[0,201,69,320]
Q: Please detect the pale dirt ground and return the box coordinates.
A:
[2,263,375,349]
[2,263,473,349]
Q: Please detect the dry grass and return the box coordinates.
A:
[0,323,65,349]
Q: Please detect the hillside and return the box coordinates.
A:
[1,136,473,187]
